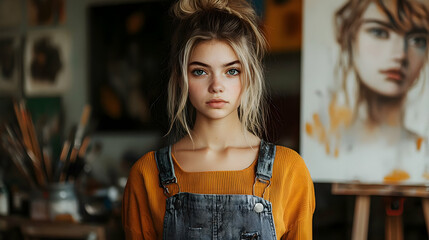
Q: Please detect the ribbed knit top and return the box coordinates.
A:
[122,145,315,239]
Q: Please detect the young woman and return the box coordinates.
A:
[122,0,315,239]
[306,0,429,183]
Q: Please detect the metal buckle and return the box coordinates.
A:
[161,179,181,197]
[252,176,271,199]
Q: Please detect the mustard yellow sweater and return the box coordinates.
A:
[122,145,315,239]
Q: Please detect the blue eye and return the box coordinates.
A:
[368,27,389,39]
[227,69,240,76]
[192,69,206,76]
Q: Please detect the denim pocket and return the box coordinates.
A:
[241,231,260,239]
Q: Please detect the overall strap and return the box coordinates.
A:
[155,145,177,196]
[253,140,276,199]
[255,139,276,181]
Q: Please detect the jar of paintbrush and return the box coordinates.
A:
[2,101,91,222]
[48,182,81,222]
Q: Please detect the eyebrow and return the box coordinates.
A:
[362,19,429,35]
[361,19,394,29]
[189,60,241,68]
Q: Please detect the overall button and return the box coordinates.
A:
[253,203,264,213]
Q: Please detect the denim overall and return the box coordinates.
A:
[155,140,277,240]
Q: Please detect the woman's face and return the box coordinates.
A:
[187,40,242,121]
[352,2,428,97]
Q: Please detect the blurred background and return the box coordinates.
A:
[0,0,427,239]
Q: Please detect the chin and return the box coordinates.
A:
[374,90,406,98]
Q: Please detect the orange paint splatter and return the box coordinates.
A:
[319,128,327,143]
[325,142,330,155]
[309,96,354,157]
[305,122,313,136]
[334,147,339,158]
[311,113,327,143]
[313,113,320,122]
[329,95,353,132]
[383,169,410,183]
[306,96,354,157]
[416,137,423,151]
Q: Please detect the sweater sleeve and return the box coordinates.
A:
[282,151,316,240]
[122,156,157,240]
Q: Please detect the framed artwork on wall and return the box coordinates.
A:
[24,29,71,96]
[27,0,66,26]
[88,1,172,132]
[263,0,302,52]
[0,34,21,96]
[0,0,23,29]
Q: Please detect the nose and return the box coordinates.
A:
[209,74,224,93]
[391,34,408,67]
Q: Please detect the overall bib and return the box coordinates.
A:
[155,140,277,240]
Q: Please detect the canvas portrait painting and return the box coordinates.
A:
[301,0,429,184]
[24,29,71,96]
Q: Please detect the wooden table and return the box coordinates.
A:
[0,215,106,240]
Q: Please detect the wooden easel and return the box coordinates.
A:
[332,183,429,240]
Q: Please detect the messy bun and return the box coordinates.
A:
[172,0,231,18]
[172,0,256,25]
[167,0,268,141]
[172,0,266,58]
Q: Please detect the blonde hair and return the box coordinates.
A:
[167,0,267,141]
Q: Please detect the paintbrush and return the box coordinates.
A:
[56,125,77,182]
[66,105,91,181]
[68,135,92,182]
[70,105,91,162]
[1,125,38,188]
[13,100,31,151]
[21,101,44,174]
[12,100,47,185]
[1,144,36,189]
[20,101,47,186]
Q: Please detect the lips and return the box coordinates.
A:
[380,69,405,82]
[206,99,228,108]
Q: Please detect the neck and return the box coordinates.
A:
[360,84,405,127]
[188,111,257,150]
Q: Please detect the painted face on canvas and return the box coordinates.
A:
[187,40,242,121]
[352,3,428,97]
